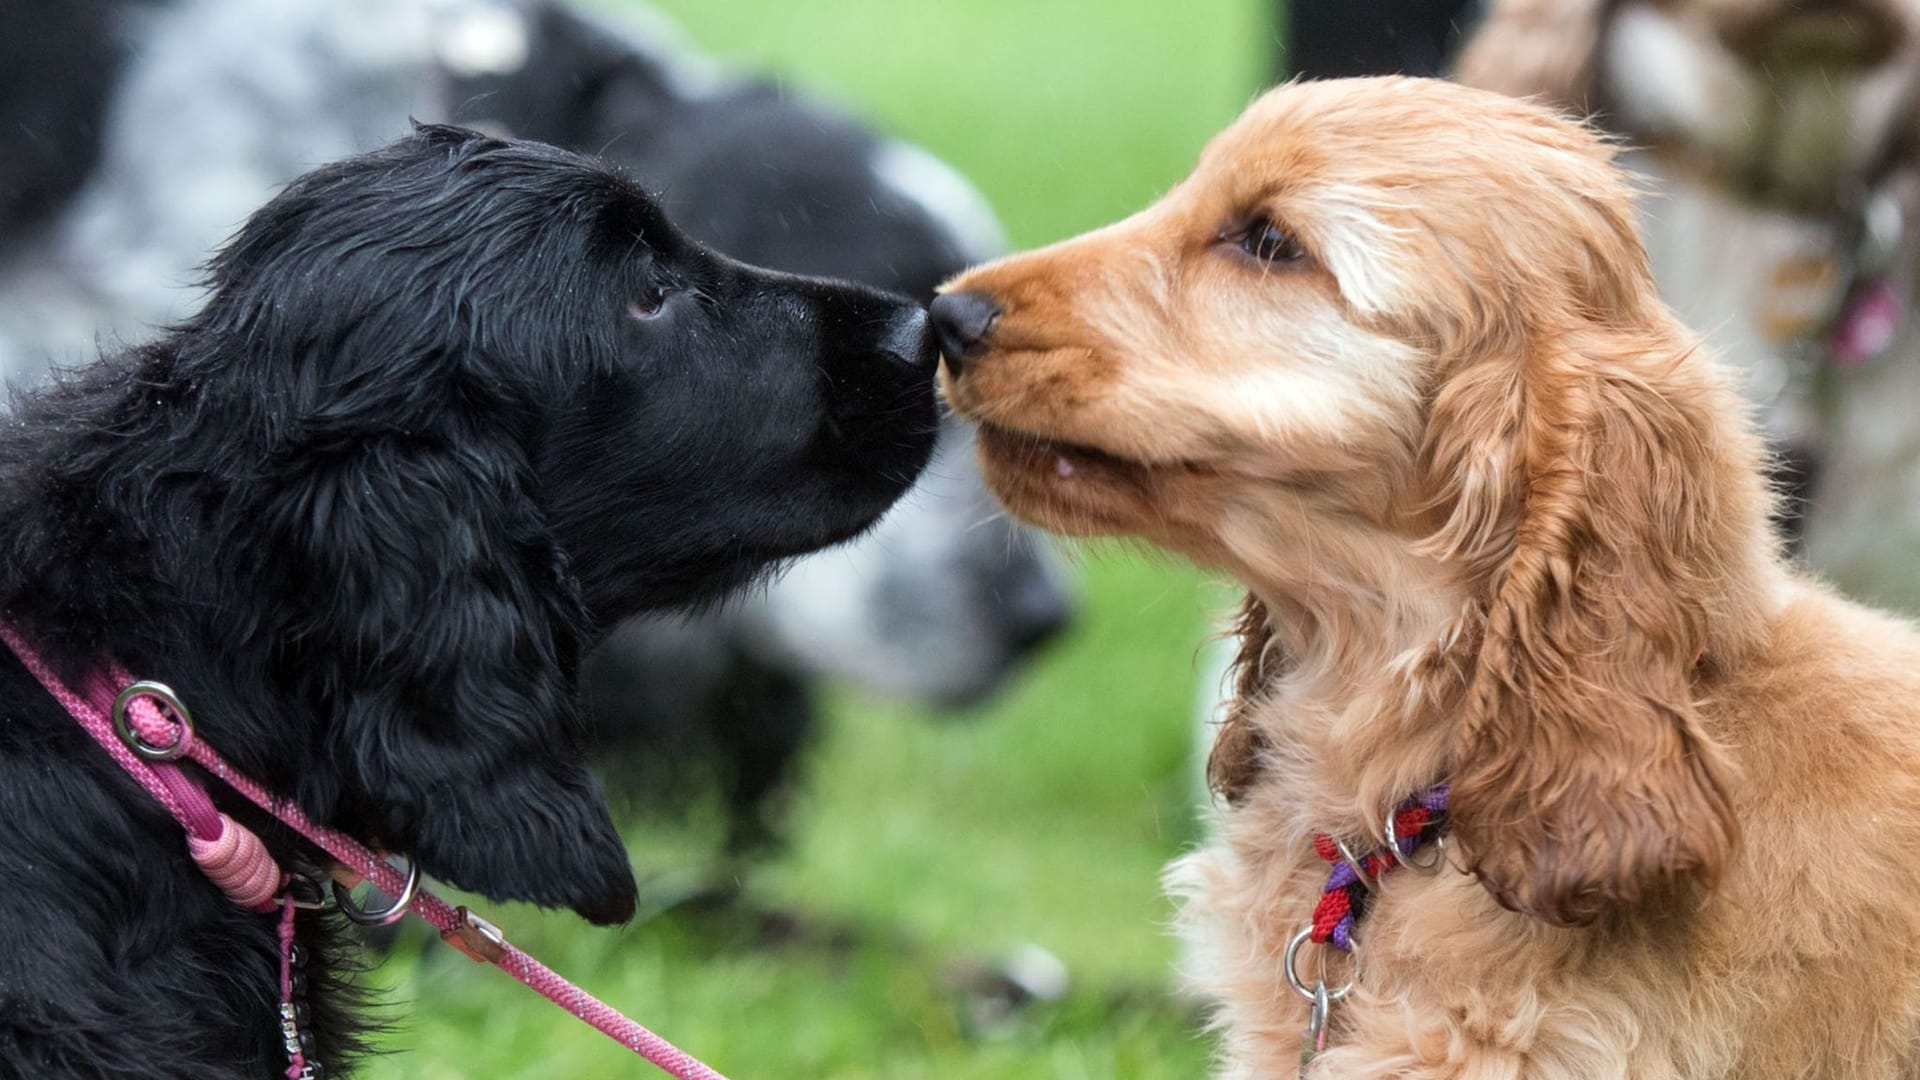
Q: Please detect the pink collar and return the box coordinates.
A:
[0,620,727,1080]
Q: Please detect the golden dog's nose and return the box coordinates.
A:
[929,291,1000,377]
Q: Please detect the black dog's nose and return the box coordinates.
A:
[930,291,1000,377]
[879,305,940,375]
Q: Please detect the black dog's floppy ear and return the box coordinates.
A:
[262,435,636,925]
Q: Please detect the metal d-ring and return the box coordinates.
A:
[333,857,420,926]
[1331,836,1376,890]
[1383,810,1447,873]
[111,680,195,762]
[1284,925,1358,1003]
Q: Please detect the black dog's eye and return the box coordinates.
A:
[1234,217,1304,264]
[628,281,671,321]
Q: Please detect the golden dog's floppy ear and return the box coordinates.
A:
[1423,325,1742,927]
[1453,0,1612,116]
[1207,594,1277,805]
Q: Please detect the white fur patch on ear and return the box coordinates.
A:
[1301,186,1411,318]
[870,140,1008,262]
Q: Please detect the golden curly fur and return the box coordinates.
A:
[940,76,1920,1077]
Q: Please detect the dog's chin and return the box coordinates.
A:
[768,482,918,555]
[972,421,1177,538]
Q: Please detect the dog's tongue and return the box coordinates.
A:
[1830,279,1903,367]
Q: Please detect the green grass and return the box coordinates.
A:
[362,3,1266,1076]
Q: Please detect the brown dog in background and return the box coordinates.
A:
[935,76,1920,1077]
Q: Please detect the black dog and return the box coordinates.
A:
[0,0,1069,861]
[447,2,1064,852]
[0,125,937,1078]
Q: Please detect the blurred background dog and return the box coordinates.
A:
[0,0,1072,862]
[1456,0,1920,609]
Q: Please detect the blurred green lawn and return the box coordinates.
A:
[363,2,1268,1076]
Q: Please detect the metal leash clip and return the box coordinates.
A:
[1286,926,1355,1077]
[1299,979,1331,1077]
[442,906,510,965]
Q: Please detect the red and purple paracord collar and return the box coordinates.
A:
[1307,784,1450,952]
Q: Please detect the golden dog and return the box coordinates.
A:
[936,77,1920,1077]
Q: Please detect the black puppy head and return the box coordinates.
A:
[187,125,937,921]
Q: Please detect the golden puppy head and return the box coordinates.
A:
[940,77,1654,572]
[941,77,1773,928]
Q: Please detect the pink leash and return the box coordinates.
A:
[0,621,728,1080]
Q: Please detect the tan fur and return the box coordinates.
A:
[941,77,1920,1077]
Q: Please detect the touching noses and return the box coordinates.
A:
[929,291,1001,378]
[879,304,942,376]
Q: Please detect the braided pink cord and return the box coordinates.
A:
[165,723,731,1080]
[276,894,309,1079]
[72,667,285,911]
[0,623,726,1080]
[0,623,285,912]
[0,622,196,828]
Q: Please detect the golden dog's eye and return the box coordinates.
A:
[1236,218,1303,264]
